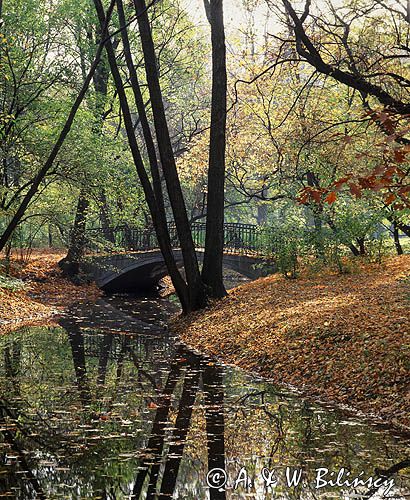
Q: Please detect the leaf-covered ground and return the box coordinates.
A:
[175,256,410,430]
[0,250,101,331]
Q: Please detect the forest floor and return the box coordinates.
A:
[175,255,410,431]
[0,249,101,333]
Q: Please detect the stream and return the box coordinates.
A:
[0,292,409,499]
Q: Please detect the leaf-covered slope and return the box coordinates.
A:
[176,256,410,429]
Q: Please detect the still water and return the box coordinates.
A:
[0,294,409,499]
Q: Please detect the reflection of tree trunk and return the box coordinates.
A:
[116,336,129,383]
[66,325,91,406]
[392,221,404,255]
[4,341,21,395]
[203,362,226,500]
[363,459,410,499]
[97,333,113,386]
[158,353,200,498]
[132,359,182,498]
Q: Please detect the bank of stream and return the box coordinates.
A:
[0,291,409,499]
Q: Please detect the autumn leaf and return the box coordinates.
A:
[384,193,396,205]
[324,191,337,204]
[332,176,351,191]
[310,189,322,203]
[177,256,410,429]
[348,183,362,198]
[297,191,309,204]
[394,150,407,163]
[398,186,410,196]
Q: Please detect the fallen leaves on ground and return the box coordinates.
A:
[0,249,101,331]
[175,255,410,430]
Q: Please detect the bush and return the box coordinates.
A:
[258,206,389,277]
[0,274,26,291]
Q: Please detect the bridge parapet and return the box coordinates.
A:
[85,222,273,257]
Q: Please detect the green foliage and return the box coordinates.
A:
[0,273,25,291]
[258,201,391,278]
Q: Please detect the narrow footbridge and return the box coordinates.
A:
[82,222,275,292]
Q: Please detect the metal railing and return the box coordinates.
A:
[85,222,272,257]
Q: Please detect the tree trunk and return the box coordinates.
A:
[306,171,326,259]
[387,215,410,238]
[116,0,166,216]
[392,221,404,255]
[326,215,361,256]
[93,0,193,311]
[133,0,206,310]
[356,237,366,255]
[257,184,268,225]
[202,0,228,298]
[60,191,89,277]
[99,190,115,243]
[348,243,360,257]
[64,20,113,269]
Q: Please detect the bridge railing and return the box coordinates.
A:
[85,222,274,257]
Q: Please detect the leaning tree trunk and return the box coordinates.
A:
[133,0,206,310]
[93,0,193,311]
[201,0,228,299]
[116,0,166,217]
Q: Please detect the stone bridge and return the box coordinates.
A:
[81,223,276,292]
[81,249,273,293]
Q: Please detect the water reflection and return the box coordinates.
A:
[0,296,409,499]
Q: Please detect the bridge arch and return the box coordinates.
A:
[82,250,273,293]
